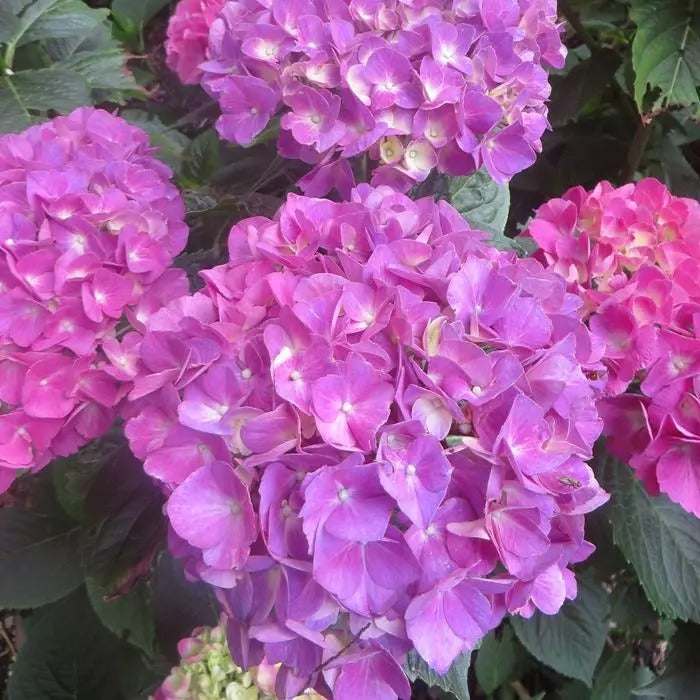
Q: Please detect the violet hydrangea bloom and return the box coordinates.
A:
[166,0,228,84]
[0,107,189,494]
[126,186,606,699]
[523,178,700,517]
[193,0,565,194]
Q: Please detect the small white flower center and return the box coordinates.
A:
[341,401,353,414]
[406,464,417,476]
[472,385,482,396]
[290,370,302,381]
[338,487,350,502]
[241,368,253,379]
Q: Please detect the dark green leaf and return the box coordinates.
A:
[609,580,658,633]
[82,446,164,587]
[183,129,223,185]
[592,650,637,700]
[600,457,700,621]
[8,588,146,700]
[448,169,510,240]
[549,49,622,126]
[0,8,22,43]
[0,508,82,609]
[111,0,171,33]
[121,110,191,172]
[87,578,155,656]
[0,77,32,132]
[630,0,700,116]
[475,624,525,694]
[6,0,108,49]
[404,650,470,700]
[634,622,700,697]
[11,67,90,110]
[152,551,219,662]
[511,577,610,686]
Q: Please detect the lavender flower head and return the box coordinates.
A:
[125,186,606,699]
[0,107,189,494]
[194,0,565,195]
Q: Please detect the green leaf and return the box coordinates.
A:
[0,508,82,609]
[633,622,700,697]
[548,49,622,126]
[8,67,90,110]
[87,578,155,656]
[630,0,700,116]
[82,446,165,588]
[592,651,637,700]
[121,110,191,173]
[111,0,171,34]
[448,169,510,241]
[511,577,610,686]
[475,624,525,694]
[600,457,700,621]
[404,650,470,700]
[3,0,108,50]
[152,551,219,662]
[8,588,146,700]
[183,129,223,185]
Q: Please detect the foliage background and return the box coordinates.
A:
[2,0,700,698]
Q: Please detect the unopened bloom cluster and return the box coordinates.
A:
[525,178,700,516]
[154,621,325,700]
[153,620,266,700]
[127,186,606,699]
[0,107,189,494]
[166,0,227,84]
[194,0,564,194]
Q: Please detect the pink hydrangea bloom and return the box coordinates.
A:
[126,186,606,699]
[524,178,700,517]
[166,0,228,84]
[0,107,189,493]
[193,0,565,194]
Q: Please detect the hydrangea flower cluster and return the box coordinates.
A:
[126,186,606,699]
[196,0,565,195]
[166,0,227,85]
[524,178,700,516]
[0,107,189,494]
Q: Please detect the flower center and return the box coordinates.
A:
[338,487,350,502]
[241,368,253,379]
[341,401,353,414]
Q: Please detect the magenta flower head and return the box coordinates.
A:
[0,107,189,493]
[166,0,228,84]
[523,178,700,517]
[126,185,607,698]
[187,0,565,194]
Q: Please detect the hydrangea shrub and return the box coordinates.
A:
[125,185,607,698]
[0,107,189,494]
[181,0,566,195]
[525,178,700,517]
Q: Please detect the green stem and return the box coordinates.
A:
[623,120,654,181]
